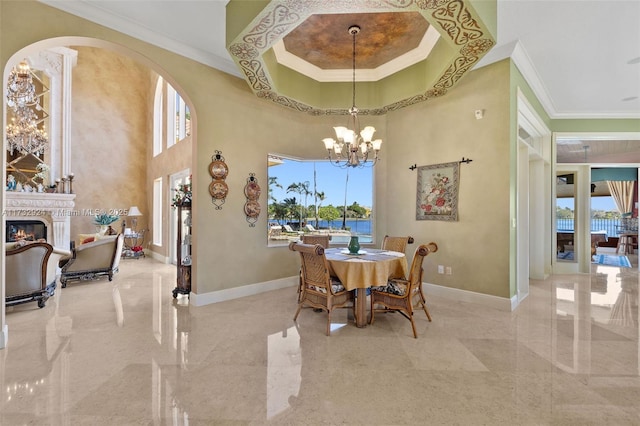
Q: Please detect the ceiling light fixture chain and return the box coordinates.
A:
[322,25,382,168]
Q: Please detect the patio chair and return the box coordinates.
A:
[381,235,414,254]
[283,224,303,235]
[303,223,317,232]
[370,242,438,338]
[289,242,355,336]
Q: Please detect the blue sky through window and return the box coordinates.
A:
[268,158,373,208]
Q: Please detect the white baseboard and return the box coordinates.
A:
[423,282,517,312]
[0,324,8,349]
[146,250,169,263]
[190,276,297,306]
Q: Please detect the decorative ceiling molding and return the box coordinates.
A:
[272,25,441,83]
[227,0,495,115]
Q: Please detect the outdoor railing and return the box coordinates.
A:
[557,218,625,237]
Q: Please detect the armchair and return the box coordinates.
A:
[6,242,71,308]
[60,234,124,287]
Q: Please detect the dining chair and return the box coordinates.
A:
[289,242,355,336]
[301,234,331,248]
[381,235,414,254]
[370,242,438,338]
[296,235,332,302]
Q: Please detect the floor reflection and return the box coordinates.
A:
[1,256,638,424]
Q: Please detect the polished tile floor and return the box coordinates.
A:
[1,253,639,425]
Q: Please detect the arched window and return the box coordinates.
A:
[153,78,190,154]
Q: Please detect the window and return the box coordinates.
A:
[153,177,163,246]
[153,78,163,157]
[267,155,374,246]
[153,78,190,154]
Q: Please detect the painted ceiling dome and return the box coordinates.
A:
[226,0,496,115]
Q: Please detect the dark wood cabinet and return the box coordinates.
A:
[173,203,191,298]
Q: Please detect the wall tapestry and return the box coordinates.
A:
[416,161,459,221]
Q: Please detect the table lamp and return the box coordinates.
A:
[128,206,143,231]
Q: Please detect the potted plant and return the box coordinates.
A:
[94,213,120,234]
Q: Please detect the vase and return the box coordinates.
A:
[348,236,360,254]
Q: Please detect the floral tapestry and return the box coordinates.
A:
[416,161,459,221]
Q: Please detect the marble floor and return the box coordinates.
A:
[1,254,639,425]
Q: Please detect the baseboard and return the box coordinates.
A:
[146,250,169,264]
[0,324,8,349]
[190,276,297,306]
[423,282,517,312]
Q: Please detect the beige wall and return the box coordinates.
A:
[385,60,512,298]
[70,46,151,238]
[1,1,512,299]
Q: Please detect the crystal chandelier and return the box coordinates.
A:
[322,26,382,168]
[5,60,49,155]
[6,107,48,156]
[6,61,37,109]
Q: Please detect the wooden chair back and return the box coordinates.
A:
[301,234,331,248]
[407,242,438,293]
[381,235,414,253]
[290,242,331,293]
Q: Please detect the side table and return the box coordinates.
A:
[122,229,146,259]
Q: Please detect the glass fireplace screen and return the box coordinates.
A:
[6,220,47,242]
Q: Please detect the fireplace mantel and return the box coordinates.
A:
[5,192,76,250]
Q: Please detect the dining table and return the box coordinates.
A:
[324,247,408,327]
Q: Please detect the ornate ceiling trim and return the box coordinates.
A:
[227,0,495,115]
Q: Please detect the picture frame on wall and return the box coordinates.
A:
[416,161,460,221]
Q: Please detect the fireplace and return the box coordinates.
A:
[6,220,47,243]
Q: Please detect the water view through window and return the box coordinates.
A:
[267,155,373,246]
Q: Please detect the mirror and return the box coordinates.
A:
[5,64,51,190]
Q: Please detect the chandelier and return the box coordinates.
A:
[6,108,48,156]
[6,61,37,109]
[5,60,49,156]
[322,26,382,168]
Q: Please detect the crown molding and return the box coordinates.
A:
[38,0,241,78]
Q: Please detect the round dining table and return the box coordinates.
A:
[324,247,408,327]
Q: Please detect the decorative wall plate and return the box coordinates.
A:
[209,160,228,180]
[244,181,261,200]
[209,150,228,210]
[244,200,261,218]
[244,173,261,226]
[209,180,228,199]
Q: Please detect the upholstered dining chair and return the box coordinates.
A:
[381,235,414,254]
[370,242,438,338]
[289,242,355,336]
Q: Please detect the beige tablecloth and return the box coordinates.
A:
[325,248,408,291]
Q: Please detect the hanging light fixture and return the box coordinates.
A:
[6,107,48,156]
[5,60,49,155]
[322,25,382,168]
[6,61,37,109]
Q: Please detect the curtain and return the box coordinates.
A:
[606,180,634,214]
